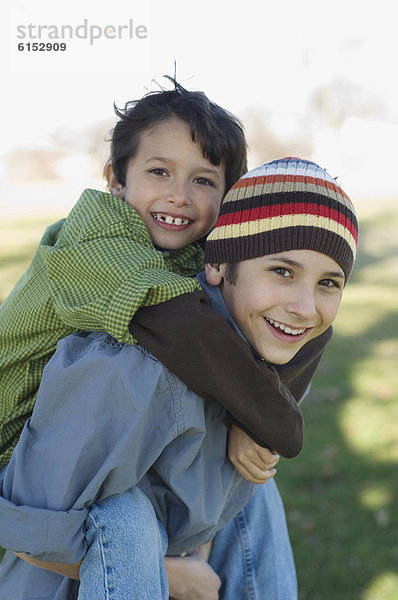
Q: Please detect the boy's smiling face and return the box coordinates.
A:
[206,250,345,365]
[108,118,225,250]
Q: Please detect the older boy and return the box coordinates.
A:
[0,157,358,599]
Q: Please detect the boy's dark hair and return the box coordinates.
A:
[109,77,247,194]
[223,262,240,284]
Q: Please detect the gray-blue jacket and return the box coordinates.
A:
[0,274,256,596]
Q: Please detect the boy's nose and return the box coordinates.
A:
[166,181,191,207]
[286,284,317,321]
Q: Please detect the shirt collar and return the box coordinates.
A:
[196,272,247,343]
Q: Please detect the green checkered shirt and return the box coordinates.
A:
[0,189,203,468]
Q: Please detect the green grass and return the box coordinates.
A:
[0,216,62,303]
[1,202,398,598]
[0,216,59,564]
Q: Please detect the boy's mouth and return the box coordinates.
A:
[152,212,192,226]
[265,317,307,337]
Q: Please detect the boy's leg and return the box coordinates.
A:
[209,480,297,600]
[78,486,169,600]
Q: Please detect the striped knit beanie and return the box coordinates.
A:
[205,157,358,280]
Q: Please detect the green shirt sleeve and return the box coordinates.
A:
[41,191,202,345]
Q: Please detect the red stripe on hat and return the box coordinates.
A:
[234,175,352,204]
[215,202,358,243]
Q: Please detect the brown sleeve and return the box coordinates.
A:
[129,290,304,458]
[275,326,333,401]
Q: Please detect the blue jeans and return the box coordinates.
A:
[78,487,169,599]
[209,479,297,599]
[79,480,297,600]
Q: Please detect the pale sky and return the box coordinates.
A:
[1,0,398,199]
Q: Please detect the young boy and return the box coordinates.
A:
[0,157,358,599]
[0,81,314,477]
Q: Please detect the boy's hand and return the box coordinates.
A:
[165,548,221,600]
[14,553,81,580]
[228,425,280,484]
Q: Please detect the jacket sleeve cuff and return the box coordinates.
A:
[0,495,88,563]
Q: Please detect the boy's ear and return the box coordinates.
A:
[105,162,125,199]
[205,263,225,286]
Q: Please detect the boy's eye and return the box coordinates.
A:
[149,168,167,176]
[272,267,291,278]
[320,278,341,289]
[194,177,214,186]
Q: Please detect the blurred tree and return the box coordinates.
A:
[310,78,384,128]
[3,148,65,182]
[243,108,314,165]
